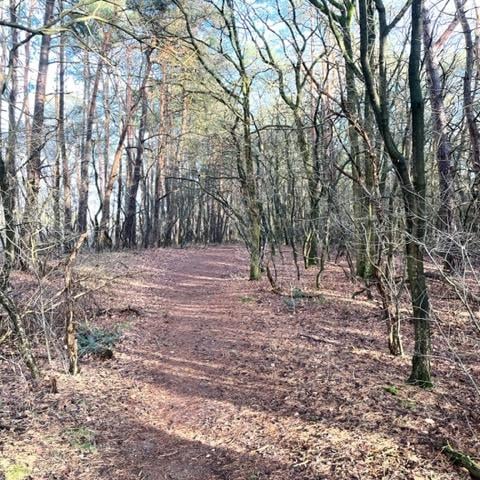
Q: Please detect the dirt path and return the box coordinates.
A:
[90,246,476,480]
[1,245,477,479]
[98,245,301,479]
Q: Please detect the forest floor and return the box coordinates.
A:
[1,245,479,480]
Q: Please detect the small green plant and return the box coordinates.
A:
[291,287,307,299]
[77,326,120,358]
[400,399,417,410]
[4,465,31,480]
[65,426,97,453]
[283,297,297,312]
[240,295,254,303]
[383,385,399,396]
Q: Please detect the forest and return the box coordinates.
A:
[0,0,479,478]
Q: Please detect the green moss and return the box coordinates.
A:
[0,458,33,480]
[6,464,31,480]
[383,385,399,396]
[77,326,120,358]
[291,287,307,299]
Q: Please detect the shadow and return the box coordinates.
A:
[83,245,478,479]
[92,417,288,480]
[3,245,477,479]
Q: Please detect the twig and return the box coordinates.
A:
[299,333,340,345]
[158,450,179,458]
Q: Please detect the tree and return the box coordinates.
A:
[174,0,263,279]
[358,0,432,386]
[422,6,457,270]
[123,50,152,247]
[21,0,56,267]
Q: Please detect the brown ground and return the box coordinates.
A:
[1,245,479,479]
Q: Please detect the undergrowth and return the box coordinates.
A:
[77,326,121,358]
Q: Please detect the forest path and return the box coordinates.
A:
[85,245,470,480]
[98,244,315,479]
[12,244,471,479]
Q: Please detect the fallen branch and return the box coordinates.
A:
[158,450,179,458]
[96,305,142,317]
[0,329,11,345]
[299,333,340,345]
[443,443,480,479]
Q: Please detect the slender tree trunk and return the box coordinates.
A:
[123,53,152,247]
[22,0,55,266]
[64,233,87,375]
[455,0,480,223]
[3,0,19,268]
[340,9,375,279]
[77,50,104,234]
[97,119,132,249]
[359,0,432,386]
[54,58,62,241]
[239,78,262,280]
[242,107,262,280]
[114,154,123,247]
[423,8,456,270]
[58,28,72,251]
[293,112,320,268]
[21,18,32,150]
[102,75,110,196]
[152,69,168,246]
[361,0,377,280]
[406,0,432,387]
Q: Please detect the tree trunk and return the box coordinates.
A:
[77,49,105,234]
[123,53,152,247]
[59,33,72,251]
[359,0,432,387]
[64,233,87,375]
[152,69,168,246]
[423,7,456,271]
[341,8,375,279]
[455,0,480,205]
[407,0,431,386]
[22,0,55,267]
[97,121,130,249]
[3,0,19,269]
